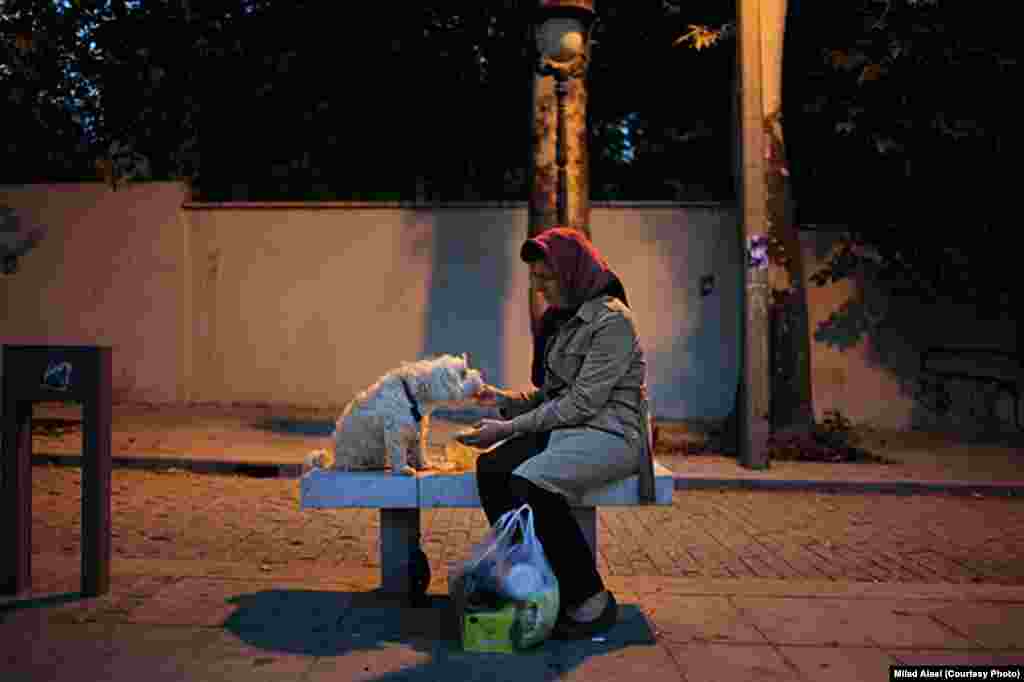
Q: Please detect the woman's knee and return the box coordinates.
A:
[509,473,566,510]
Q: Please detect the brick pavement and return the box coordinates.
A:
[30,465,1024,589]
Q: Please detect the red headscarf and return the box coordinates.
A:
[521,227,616,310]
[521,227,628,387]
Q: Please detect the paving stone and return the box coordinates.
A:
[731,597,976,649]
[777,644,901,682]
[901,601,1024,650]
[28,468,1024,585]
[0,621,123,681]
[556,644,683,681]
[123,577,355,633]
[145,626,315,681]
[887,649,1024,666]
[9,410,1024,682]
[664,641,804,682]
[123,577,272,626]
[640,595,768,645]
[305,644,435,681]
[98,623,242,681]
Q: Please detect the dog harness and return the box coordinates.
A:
[400,378,423,423]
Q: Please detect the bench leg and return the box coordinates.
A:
[380,508,420,594]
[571,507,597,566]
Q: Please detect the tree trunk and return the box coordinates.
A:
[761,0,815,435]
[718,35,745,457]
[735,0,773,469]
[719,0,814,459]
[1017,309,1023,430]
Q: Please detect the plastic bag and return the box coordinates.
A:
[450,504,560,649]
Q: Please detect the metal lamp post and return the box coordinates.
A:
[527,1,597,331]
[528,0,596,239]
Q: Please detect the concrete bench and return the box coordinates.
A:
[300,461,674,595]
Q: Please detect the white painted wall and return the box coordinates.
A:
[1,182,188,404]
[180,201,742,420]
[2,183,1017,431]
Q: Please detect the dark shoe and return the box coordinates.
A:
[409,548,431,598]
[550,591,618,640]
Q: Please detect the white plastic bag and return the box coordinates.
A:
[450,504,560,649]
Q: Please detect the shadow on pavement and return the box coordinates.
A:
[247,418,335,437]
[222,588,657,679]
[0,591,86,616]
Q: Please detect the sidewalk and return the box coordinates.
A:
[23,402,1024,495]
[4,403,1023,680]
[4,555,1024,681]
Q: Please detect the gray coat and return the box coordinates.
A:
[498,295,656,503]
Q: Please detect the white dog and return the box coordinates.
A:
[305,353,484,476]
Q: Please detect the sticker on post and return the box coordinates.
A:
[700,274,715,297]
[747,234,770,270]
[42,360,73,391]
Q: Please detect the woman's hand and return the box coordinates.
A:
[473,383,504,407]
[456,419,515,449]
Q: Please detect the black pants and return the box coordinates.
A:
[475,432,605,612]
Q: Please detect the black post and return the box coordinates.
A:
[555,74,570,225]
[1,345,112,597]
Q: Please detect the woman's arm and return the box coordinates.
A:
[474,384,543,418]
[505,311,635,435]
[496,387,545,419]
[458,386,544,449]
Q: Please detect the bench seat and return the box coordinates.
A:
[300,462,674,509]
[300,462,674,594]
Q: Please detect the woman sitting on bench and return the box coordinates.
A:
[458,226,654,640]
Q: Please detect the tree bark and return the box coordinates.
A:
[718,33,745,457]
[736,0,773,469]
[761,0,815,435]
[719,0,814,460]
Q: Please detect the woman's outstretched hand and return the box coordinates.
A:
[456,419,514,449]
[473,383,503,407]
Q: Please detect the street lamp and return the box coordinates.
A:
[533,1,596,227]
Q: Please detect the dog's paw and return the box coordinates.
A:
[399,465,417,476]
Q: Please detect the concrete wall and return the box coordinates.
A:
[1,182,188,403]
[2,182,1017,431]
[181,200,741,420]
[801,230,1018,431]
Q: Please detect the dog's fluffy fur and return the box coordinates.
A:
[305,353,484,475]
